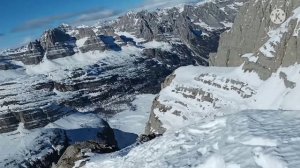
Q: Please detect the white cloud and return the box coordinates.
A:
[12,8,121,32]
[141,0,201,10]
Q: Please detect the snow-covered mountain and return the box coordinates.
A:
[0,0,248,167]
[79,0,300,167]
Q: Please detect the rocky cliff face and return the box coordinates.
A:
[0,75,78,133]
[210,0,300,79]
[1,41,44,65]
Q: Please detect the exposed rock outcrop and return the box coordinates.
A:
[145,96,167,134]
[75,28,97,39]
[40,28,74,49]
[40,28,76,60]
[55,122,118,168]
[55,142,117,168]
[1,41,44,65]
[137,133,162,144]
[0,77,77,133]
[78,36,106,53]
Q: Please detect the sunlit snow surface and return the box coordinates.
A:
[108,94,156,149]
[108,94,156,135]
[153,65,300,131]
[83,110,300,168]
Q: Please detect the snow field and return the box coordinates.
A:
[83,110,300,168]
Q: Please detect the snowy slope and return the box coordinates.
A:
[108,94,156,149]
[146,65,300,133]
[108,94,156,135]
[82,110,300,168]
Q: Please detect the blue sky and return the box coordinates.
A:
[0,0,198,49]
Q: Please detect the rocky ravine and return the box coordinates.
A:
[0,0,247,167]
[146,0,300,134]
